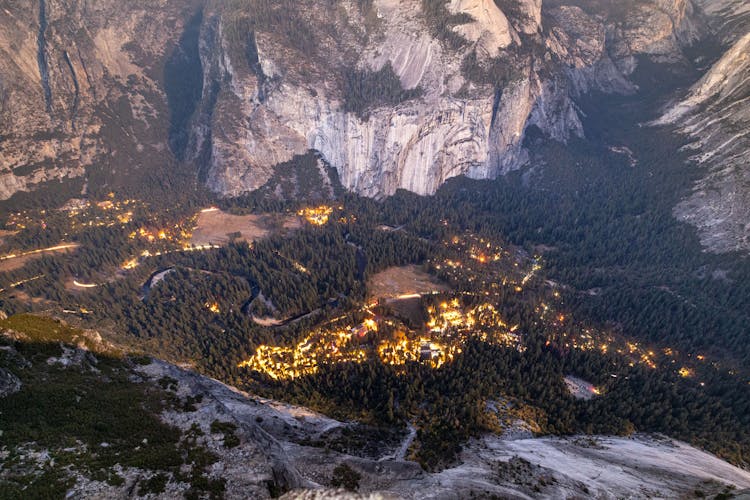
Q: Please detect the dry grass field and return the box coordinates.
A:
[190,209,302,246]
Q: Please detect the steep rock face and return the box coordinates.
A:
[0,0,199,200]
[695,0,750,44]
[512,0,544,35]
[0,0,713,202]
[199,0,700,199]
[657,31,750,253]
[606,0,704,72]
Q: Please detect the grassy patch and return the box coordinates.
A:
[0,469,75,500]
[1,314,83,345]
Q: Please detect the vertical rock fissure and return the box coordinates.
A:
[36,0,53,114]
[165,9,205,162]
[63,51,80,129]
[191,15,222,183]
[195,79,220,184]
[246,31,270,103]
[0,78,7,117]
[76,47,95,98]
[490,87,503,129]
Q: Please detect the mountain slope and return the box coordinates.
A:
[2,0,749,252]
[194,0,702,198]
[149,357,750,499]
[657,30,750,253]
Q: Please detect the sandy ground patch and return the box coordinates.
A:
[367,265,448,300]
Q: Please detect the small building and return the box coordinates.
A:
[351,324,369,338]
[419,342,440,362]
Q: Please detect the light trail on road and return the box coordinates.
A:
[72,280,99,289]
[0,243,80,261]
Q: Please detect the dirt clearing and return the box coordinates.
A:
[367,265,448,300]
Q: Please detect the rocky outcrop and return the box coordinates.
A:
[447,0,514,58]
[137,359,750,499]
[605,0,704,73]
[136,360,306,497]
[695,0,750,44]
[0,367,21,397]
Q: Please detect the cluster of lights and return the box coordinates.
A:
[678,367,694,378]
[548,326,715,383]
[236,227,726,388]
[433,233,539,298]
[2,194,148,245]
[238,322,374,379]
[4,211,36,230]
[451,236,508,262]
[68,195,141,230]
[119,244,220,271]
[377,335,454,368]
[128,227,180,242]
[240,294,525,380]
[465,238,504,264]
[122,258,139,270]
[297,206,336,226]
[427,299,520,347]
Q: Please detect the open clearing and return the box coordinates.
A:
[0,243,80,272]
[190,209,301,247]
[367,265,448,300]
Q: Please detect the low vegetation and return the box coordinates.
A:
[421,0,473,49]
[331,463,361,491]
[0,320,225,498]
[224,0,318,57]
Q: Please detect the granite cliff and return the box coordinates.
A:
[193,0,703,198]
[0,0,705,200]
[0,0,204,200]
